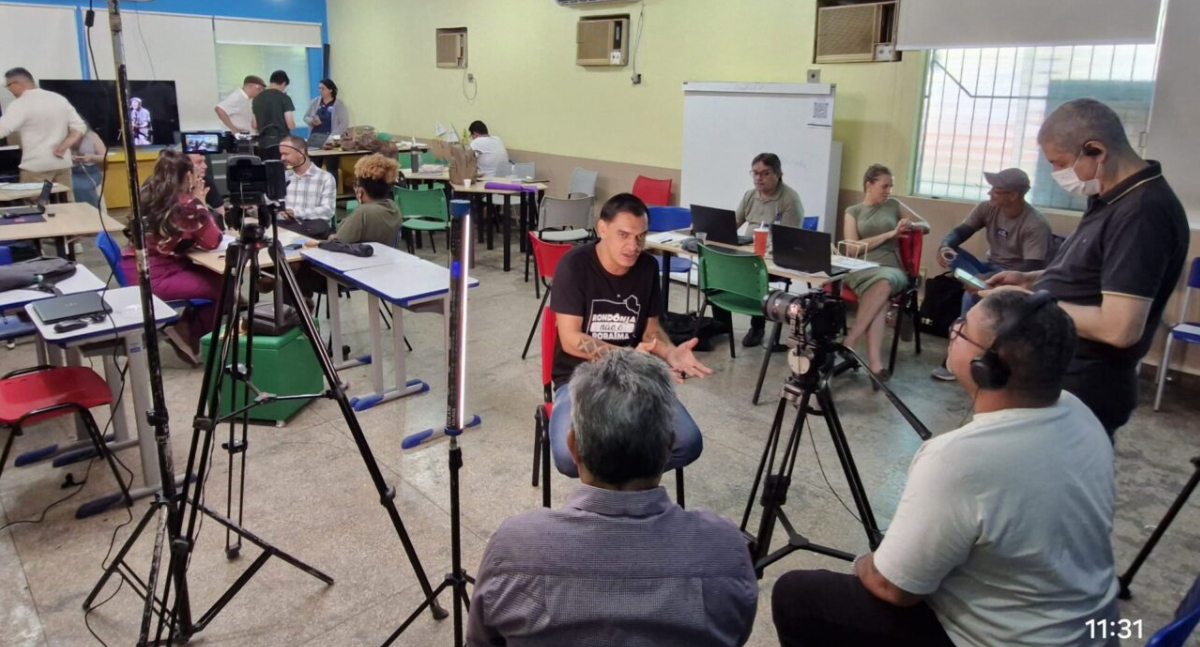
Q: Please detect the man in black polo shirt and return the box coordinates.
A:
[251,70,296,152]
[987,98,1188,436]
[548,193,712,478]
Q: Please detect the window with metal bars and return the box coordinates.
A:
[914,44,1158,211]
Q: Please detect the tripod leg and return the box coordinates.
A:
[816,385,883,548]
[742,395,791,532]
[753,321,783,404]
[752,390,811,567]
[1119,457,1200,599]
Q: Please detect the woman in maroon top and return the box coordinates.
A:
[120,149,223,359]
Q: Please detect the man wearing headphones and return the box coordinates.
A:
[278,134,336,239]
[772,291,1120,647]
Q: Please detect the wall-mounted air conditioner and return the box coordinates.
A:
[815,1,900,64]
[436,27,468,68]
[577,16,629,66]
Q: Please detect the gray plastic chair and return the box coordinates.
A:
[568,167,598,198]
[511,162,536,180]
[525,195,595,283]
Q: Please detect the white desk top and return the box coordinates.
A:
[27,286,177,345]
[300,243,408,273]
[0,202,124,242]
[0,265,105,311]
[342,256,479,307]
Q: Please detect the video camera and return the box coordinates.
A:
[762,289,846,344]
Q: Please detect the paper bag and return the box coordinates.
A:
[433,140,477,185]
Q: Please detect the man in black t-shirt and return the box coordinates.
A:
[548,193,713,478]
[987,98,1188,436]
[252,70,296,150]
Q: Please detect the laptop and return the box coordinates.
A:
[771,224,847,276]
[31,291,111,325]
[690,204,753,246]
[306,132,330,150]
[0,180,52,218]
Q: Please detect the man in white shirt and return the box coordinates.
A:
[772,290,1120,647]
[278,135,335,239]
[0,67,87,200]
[467,120,509,178]
[214,75,264,134]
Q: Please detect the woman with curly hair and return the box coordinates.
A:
[332,153,403,246]
[119,148,223,360]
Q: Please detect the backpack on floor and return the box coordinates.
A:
[660,311,729,352]
[918,272,963,338]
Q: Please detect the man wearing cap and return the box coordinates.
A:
[214,75,264,134]
[931,168,1052,381]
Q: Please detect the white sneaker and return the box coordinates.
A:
[931,365,956,382]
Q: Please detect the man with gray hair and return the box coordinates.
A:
[467,349,757,647]
[0,67,87,200]
[987,97,1188,435]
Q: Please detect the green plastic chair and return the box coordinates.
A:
[697,244,769,359]
[420,151,448,165]
[333,200,359,229]
[395,187,450,253]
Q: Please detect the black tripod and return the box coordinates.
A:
[1119,455,1200,599]
[85,205,447,643]
[741,336,931,576]
[387,202,475,646]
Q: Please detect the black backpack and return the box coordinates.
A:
[0,256,77,292]
[660,311,729,352]
[918,272,964,338]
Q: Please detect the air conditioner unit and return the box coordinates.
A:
[557,0,633,6]
[577,16,629,66]
[815,1,899,64]
[436,27,468,69]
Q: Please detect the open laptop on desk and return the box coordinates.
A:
[31,291,110,324]
[771,224,869,276]
[0,181,51,218]
[691,205,752,246]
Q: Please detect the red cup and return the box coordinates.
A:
[753,228,768,256]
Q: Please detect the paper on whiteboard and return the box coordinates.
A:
[808,100,833,127]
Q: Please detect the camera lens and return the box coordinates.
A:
[762,290,803,325]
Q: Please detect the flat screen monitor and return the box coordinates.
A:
[40,79,180,148]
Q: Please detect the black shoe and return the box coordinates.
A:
[768,343,788,353]
[742,328,765,347]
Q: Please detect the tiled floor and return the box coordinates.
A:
[2,236,1198,646]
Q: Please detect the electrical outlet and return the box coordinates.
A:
[610,51,622,65]
[632,73,642,85]
[467,73,475,82]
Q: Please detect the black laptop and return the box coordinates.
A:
[690,204,753,246]
[0,180,52,218]
[31,291,111,325]
[771,224,846,276]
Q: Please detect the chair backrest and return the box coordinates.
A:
[529,232,574,282]
[897,230,924,278]
[540,306,558,391]
[632,175,672,206]
[697,244,769,302]
[568,167,599,198]
[395,186,449,222]
[647,206,692,233]
[419,150,448,165]
[1148,572,1200,647]
[95,231,129,287]
[539,195,594,231]
[1187,257,1200,290]
[512,161,535,179]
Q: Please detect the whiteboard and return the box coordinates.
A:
[85,9,222,132]
[681,82,841,234]
[897,0,1161,50]
[0,3,81,113]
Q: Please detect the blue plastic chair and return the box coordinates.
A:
[0,246,13,266]
[95,232,211,309]
[1154,257,1200,410]
[647,206,696,310]
[1147,573,1200,647]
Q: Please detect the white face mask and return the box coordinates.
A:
[1051,152,1102,197]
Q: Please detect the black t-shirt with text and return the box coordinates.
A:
[1033,161,1188,431]
[550,242,663,387]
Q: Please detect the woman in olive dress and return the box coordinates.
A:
[842,164,928,380]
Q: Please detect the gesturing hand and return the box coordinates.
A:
[665,338,714,383]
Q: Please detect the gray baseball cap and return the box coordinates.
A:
[983,168,1030,194]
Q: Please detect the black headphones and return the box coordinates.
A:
[969,290,1054,390]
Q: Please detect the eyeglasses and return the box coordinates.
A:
[949,317,987,351]
[750,170,776,179]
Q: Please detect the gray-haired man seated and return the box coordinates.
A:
[467,349,758,647]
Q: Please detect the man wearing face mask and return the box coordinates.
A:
[986,98,1189,436]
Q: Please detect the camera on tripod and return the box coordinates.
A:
[224,154,287,236]
[762,289,846,345]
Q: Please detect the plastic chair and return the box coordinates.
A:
[632,175,672,207]
[0,366,133,515]
[419,151,448,165]
[568,167,599,198]
[396,187,450,253]
[697,244,770,360]
[531,310,686,509]
[648,206,697,312]
[1155,257,1200,411]
[0,245,13,266]
[525,196,594,284]
[522,235,573,360]
[95,232,211,310]
[1147,572,1200,647]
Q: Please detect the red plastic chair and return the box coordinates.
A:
[522,234,574,360]
[632,176,673,207]
[532,307,558,508]
[0,366,133,511]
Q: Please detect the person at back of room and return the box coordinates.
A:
[733,152,804,348]
[252,70,296,151]
[70,125,107,208]
[0,67,87,201]
[120,149,224,364]
[467,120,509,178]
[930,167,1052,382]
[215,75,264,134]
[303,78,349,138]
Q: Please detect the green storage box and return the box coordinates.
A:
[198,325,323,424]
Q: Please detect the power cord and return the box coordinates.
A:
[630,0,646,85]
